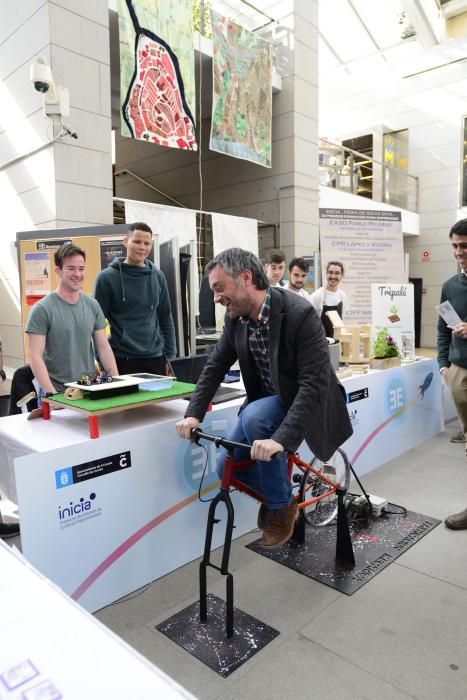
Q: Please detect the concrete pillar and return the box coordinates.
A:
[275,0,319,261]
[0,0,112,368]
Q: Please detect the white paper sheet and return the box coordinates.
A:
[435,300,462,329]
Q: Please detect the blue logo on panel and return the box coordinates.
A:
[55,467,74,489]
[386,375,407,423]
[180,414,236,493]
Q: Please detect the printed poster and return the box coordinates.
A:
[371,283,415,355]
[210,9,272,168]
[319,209,405,324]
[302,255,316,294]
[118,0,197,150]
[24,252,51,296]
[99,238,126,270]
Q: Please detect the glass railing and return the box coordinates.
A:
[319,138,419,213]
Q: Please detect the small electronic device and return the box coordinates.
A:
[128,373,163,380]
[368,494,388,517]
[345,494,372,521]
[170,356,246,404]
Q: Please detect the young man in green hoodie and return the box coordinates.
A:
[438,218,467,529]
[94,222,176,375]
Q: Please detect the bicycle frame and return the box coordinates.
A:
[191,428,354,638]
[219,438,344,512]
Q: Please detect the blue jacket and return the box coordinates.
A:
[94,258,176,359]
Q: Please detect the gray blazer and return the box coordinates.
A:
[186,287,352,461]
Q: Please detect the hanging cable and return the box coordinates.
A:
[197,26,204,214]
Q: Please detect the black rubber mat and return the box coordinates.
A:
[247,509,441,595]
[156,593,280,677]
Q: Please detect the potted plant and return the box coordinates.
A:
[370,327,401,369]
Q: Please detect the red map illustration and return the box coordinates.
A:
[125,34,197,150]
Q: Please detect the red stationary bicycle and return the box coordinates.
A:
[191,428,354,638]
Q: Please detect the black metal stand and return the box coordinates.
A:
[199,487,235,638]
[335,488,355,565]
[291,510,306,544]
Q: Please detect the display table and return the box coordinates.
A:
[43,380,196,438]
[0,357,443,613]
[0,398,258,612]
[335,357,443,476]
[0,540,195,699]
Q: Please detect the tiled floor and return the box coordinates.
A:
[89,428,467,700]
[2,349,465,698]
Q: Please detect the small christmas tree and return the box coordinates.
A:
[372,327,400,358]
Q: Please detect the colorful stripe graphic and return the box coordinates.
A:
[71,481,219,602]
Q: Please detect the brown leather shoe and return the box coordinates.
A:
[445,507,467,529]
[260,500,298,549]
[257,503,268,530]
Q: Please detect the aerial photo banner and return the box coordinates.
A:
[118,0,197,150]
[319,209,405,324]
[210,10,272,168]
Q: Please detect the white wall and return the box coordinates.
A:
[320,36,467,347]
[0,0,113,369]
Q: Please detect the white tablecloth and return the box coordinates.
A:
[0,400,189,503]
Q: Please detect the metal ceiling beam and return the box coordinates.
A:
[347,0,382,51]
[319,37,418,75]
[400,0,440,47]
[319,31,346,67]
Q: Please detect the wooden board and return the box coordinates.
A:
[46,381,196,416]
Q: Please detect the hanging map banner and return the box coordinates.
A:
[118,0,197,150]
[319,209,405,324]
[210,10,272,168]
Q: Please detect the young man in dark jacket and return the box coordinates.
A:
[176,248,352,549]
[94,222,176,375]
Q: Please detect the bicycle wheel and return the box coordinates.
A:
[298,448,351,526]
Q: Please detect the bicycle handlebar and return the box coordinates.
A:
[191,427,251,452]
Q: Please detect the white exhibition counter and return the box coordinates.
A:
[0,540,195,699]
[0,357,443,613]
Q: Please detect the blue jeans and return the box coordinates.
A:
[216,395,292,510]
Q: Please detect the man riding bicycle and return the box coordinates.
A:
[176,248,352,549]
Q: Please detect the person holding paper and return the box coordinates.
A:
[438,218,467,529]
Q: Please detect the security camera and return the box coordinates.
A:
[30,58,55,95]
[29,57,71,121]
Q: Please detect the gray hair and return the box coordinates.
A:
[205,248,269,290]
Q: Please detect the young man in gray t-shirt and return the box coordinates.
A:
[26,243,117,395]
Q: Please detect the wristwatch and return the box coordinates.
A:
[0,369,6,381]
